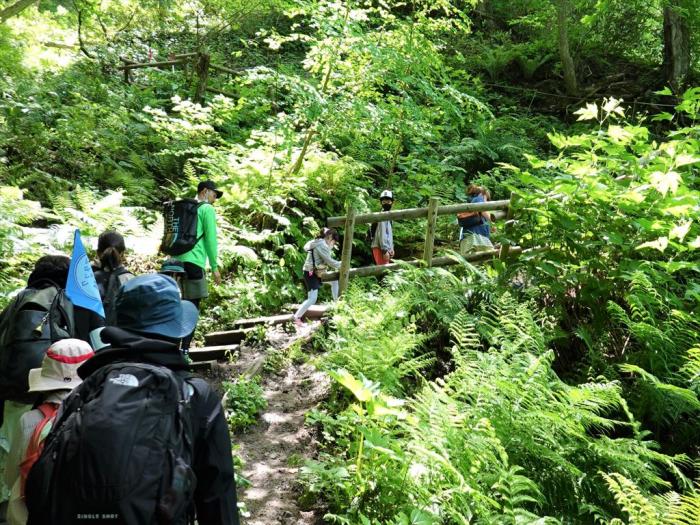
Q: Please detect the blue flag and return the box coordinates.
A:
[66,229,105,318]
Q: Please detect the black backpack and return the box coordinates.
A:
[0,284,74,404]
[160,199,204,256]
[365,222,378,244]
[26,362,197,525]
[94,267,133,325]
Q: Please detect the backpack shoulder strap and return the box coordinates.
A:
[20,402,59,496]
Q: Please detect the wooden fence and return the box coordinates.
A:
[324,197,517,294]
[118,51,238,102]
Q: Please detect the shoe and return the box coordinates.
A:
[293,318,303,327]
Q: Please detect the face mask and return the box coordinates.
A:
[381,202,393,211]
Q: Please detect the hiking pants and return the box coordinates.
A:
[293,281,338,320]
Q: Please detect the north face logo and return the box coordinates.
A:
[108,374,139,387]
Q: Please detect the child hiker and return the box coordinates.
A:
[293,228,341,327]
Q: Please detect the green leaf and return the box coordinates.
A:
[636,237,669,252]
[650,170,681,196]
[573,102,599,121]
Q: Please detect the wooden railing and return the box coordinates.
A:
[324,197,517,294]
[118,52,238,102]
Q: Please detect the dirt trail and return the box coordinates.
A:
[230,321,330,525]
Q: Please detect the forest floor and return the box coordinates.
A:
[213,321,330,524]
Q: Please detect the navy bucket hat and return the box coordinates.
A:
[114,274,198,339]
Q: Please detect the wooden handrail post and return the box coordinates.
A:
[338,205,356,296]
[499,193,515,260]
[194,52,211,103]
[423,197,439,266]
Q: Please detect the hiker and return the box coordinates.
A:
[24,274,239,525]
[173,180,223,351]
[4,339,92,525]
[457,184,494,253]
[371,190,395,266]
[0,255,75,515]
[92,231,134,325]
[293,228,341,327]
[159,258,187,293]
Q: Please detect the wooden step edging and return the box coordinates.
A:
[229,305,329,329]
[204,328,255,347]
[187,344,239,362]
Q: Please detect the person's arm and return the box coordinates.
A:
[201,205,219,272]
[378,221,392,253]
[317,244,341,270]
[191,381,239,525]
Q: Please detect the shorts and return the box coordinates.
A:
[460,233,494,254]
[181,262,208,300]
[372,247,389,266]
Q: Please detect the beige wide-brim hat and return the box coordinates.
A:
[28,338,95,393]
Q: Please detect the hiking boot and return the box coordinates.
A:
[293,318,303,328]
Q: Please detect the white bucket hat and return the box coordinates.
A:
[28,339,94,393]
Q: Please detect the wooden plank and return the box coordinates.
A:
[423,197,439,266]
[204,328,253,346]
[209,63,239,75]
[327,199,511,227]
[188,344,239,362]
[322,246,524,281]
[232,305,330,328]
[120,59,185,70]
[338,206,356,295]
[286,304,329,320]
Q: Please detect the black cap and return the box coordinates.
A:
[197,180,223,198]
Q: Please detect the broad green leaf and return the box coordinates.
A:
[670,221,692,241]
[574,102,598,121]
[636,237,669,252]
[330,369,374,402]
[674,154,700,168]
[650,170,681,196]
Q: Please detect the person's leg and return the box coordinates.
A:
[294,289,318,321]
[181,263,206,352]
[329,280,339,301]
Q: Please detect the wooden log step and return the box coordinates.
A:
[232,305,330,328]
[187,344,239,362]
[204,328,254,347]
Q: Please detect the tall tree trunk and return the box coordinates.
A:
[0,0,39,22]
[663,4,690,91]
[554,0,578,96]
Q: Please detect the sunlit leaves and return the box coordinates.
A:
[650,170,682,196]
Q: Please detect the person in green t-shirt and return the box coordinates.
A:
[175,180,223,350]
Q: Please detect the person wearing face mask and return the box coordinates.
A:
[174,180,223,351]
[371,190,395,265]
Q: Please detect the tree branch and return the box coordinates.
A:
[0,0,39,22]
[76,4,95,59]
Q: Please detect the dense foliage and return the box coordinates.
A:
[1,0,699,522]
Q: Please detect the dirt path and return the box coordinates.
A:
[231,322,330,525]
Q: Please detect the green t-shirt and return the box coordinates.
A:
[175,201,218,271]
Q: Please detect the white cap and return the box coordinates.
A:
[28,339,94,393]
[379,190,393,200]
